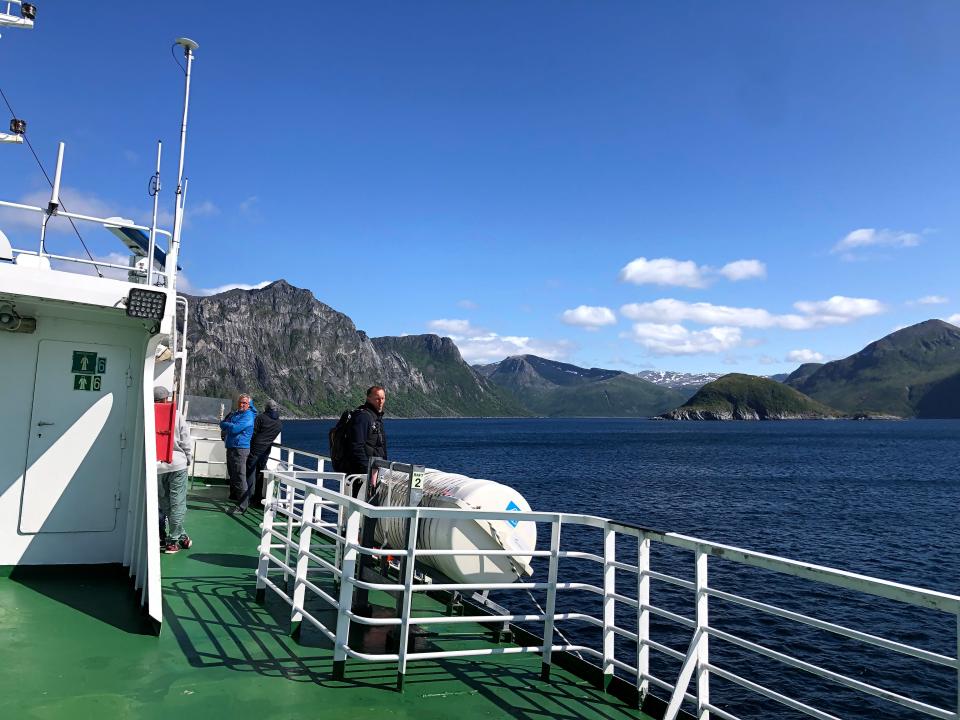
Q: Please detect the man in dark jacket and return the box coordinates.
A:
[240,400,283,512]
[346,386,387,494]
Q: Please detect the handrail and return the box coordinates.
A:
[255,463,960,719]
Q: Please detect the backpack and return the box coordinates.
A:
[328,408,361,472]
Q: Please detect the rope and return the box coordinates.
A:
[0,85,102,275]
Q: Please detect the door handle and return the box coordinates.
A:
[37,421,55,427]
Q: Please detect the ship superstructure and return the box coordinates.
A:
[0,5,198,627]
[2,8,960,720]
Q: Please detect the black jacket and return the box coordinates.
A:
[250,408,282,457]
[347,403,386,474]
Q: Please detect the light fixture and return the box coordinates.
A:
[0,303,36,333]
[20,3,36,20]
[9,119,25,135]
[126,288,167,320]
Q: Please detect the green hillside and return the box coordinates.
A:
[485,355,686,416]
[662,373,840,420]
[789,320,960,417]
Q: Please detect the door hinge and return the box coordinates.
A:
[114,490,122,509]
[126,369,133,388]
[120,432,127,449]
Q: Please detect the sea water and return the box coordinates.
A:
[281,418,960,719]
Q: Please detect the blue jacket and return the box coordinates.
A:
[220,401,257,449]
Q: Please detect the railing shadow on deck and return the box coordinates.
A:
[161,573,645,720]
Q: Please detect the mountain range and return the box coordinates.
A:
[475,355,688,416]
[182,280,960,419]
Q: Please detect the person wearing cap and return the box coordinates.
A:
[240,399,283,513]
[155,386,194,553]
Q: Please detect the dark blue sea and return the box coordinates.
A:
[282,418,960,719]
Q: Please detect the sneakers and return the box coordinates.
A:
[179,535,192,549]
[226,506,245,516]
[163,541,180,554]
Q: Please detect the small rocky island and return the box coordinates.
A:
[660,373,841,420]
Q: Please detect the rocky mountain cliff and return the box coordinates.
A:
[183,280,523,417]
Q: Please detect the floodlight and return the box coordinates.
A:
[126,288,167,320]
[9,119,25,135]
[21,3,36,20]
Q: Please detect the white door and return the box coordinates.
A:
[20,340,130,533]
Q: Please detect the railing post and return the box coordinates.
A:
[637,534,650,704]
[396,508,419,691]
[290,493,318,636]
[540,517,562,681]
[332,505,361,680]
[255,472,278,603]
[955,613,959,719]
[283,481,294,585]
[695,547,710,720]
[602,523,616,691]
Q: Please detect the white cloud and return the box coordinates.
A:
[179,278,273,296]
[621,299,777,327]
[791,296,886,324]
[239,196,259,216]
[0,187,126,233]
[786,349,824,363]
[946,314,960,327]
[188,200,220,218]
[625,323,742,355]
[618,257,706,288]
[456,299,478,310]
[427,318,487,337]
[428,319,573,363]
[0,186,214,240]
[453,334,574,364]
[832,228,922,255]
[912,295,948,305]
[718,259,766,281]
[560,305,616,330]
[621,296,886,331]
[618,256,767,287]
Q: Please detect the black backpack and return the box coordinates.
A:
[328,408,360,472]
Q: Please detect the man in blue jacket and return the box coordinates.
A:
[220,393,256,515]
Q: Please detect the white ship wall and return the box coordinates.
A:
[0,276,155,567]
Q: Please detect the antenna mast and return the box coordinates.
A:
[167,37,198,293]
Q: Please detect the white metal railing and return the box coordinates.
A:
[0,199,175,279]
[255,464,960,719]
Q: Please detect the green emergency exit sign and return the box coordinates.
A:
[72,351,98,374]
[72,350,106,391]
[73,374,102,391]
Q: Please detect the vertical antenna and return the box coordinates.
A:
[168,37,198,294]
[39,140,63,255]
[147,140,162,286]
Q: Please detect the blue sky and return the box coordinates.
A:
[2,1,959,373]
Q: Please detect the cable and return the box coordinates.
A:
[526,589,584,659]
[0,85,102,276]
[170,43,185,74]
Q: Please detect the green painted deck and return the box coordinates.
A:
[1,486,654,719]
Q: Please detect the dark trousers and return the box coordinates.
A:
[240,450,269,511]
[226,447,250,507]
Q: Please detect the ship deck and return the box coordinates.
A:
[1,486,653,719]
